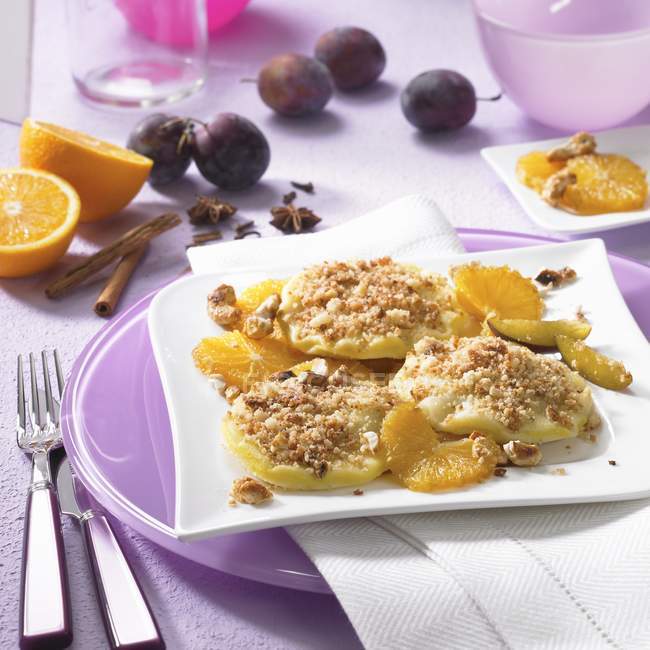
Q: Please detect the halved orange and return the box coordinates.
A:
[451,263,543,321]
[381,402,496,492]
[193,330,312,391]
[19,118,152,222]
[0,168,80,277]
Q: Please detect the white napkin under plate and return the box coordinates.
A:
[188,195,650,650]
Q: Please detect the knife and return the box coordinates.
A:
[56,456,165,649]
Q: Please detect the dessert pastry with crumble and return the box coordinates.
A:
[223,364,397,489]
[391,336,599,444]
[276,257,461,359]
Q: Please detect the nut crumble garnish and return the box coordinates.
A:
[281,258,454,344]
[243,293,281,340]
[494,467,507,477]
[270,370,295,382]
[547,131,597,162]
[470,432,507,465]
[207,283,241,326]
[230,476,273,505]
[503,440,542,467]
[353,488,364,495]
[535,267,577,288]
[608,459,617,466]
[541,169,577,207]
[297,371,328,387]
[224,385,241,404]
[551,467,567,476]
[328,365,353,386]
[361,431,379,454]
[230,374,396,474]
[398,337,592,434]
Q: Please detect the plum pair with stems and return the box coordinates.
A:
[128,113,270,191]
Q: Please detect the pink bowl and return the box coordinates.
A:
[117,0,252,47]
[473,0,650,131]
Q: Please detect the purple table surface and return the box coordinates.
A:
[2,0,650,648]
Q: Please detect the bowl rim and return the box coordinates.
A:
[472,0,650,43]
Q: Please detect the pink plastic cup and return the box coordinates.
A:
[473,0,650,131]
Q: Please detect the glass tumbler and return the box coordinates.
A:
[66,0,208,107]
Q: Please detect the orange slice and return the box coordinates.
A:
[561,154,648,215]
[381,403,496,492]
[516,151,565,192]
[19,118,152,222]
[193,330,311,391]
[0,168,80,277]
[451,263,543,321]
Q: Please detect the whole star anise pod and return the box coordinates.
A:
[187,195,237,225]
[270,202,321,234]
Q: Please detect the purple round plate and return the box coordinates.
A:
[60,229,650,595]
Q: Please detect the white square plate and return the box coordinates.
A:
[481,126,650,234]
[149,239,650,541]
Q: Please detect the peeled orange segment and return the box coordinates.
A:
[381,403,495,492]
[556,335,632,391]
[19,118,152,223]
[451,263,543,321]
[193,330,311,390]
[561,154,648,215]
[516,151,565,192]
[0,168,80,277]
[489,318,591,348]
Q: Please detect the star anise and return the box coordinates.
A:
[187,195,237,225]
[270,202,321,234]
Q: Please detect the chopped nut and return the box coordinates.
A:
[362,431,379,453]
[608,459,617,466]
[551,467,567,476]
[230,476,273,505]
[328,365,353,386]
[575,305,588,322]
[256,293,281,320]
[209,304,242,326]
[493,467,507,477]
[385,308,412,328]
[209,283,237,306]
[547,131,597,162]
[208,373,226,394]
[224,385,241,404]
[244,314,274,339]
[311,358,329,376]
[297,371,328,387]
[353,488,364,495]
[470,432,507,465]
[503,440,543,467]
[314,460,329,478]
[270,370,295,382]
[541,169,577,207]
[535,267,577,288]
[208,284,241,325]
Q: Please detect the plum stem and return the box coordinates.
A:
[477,92,503,102]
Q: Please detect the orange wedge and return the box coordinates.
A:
[381,403,496,492]
[19,118,152,222]
[193,330,312,391]
[0,168,80,277]
[451,263,543,321]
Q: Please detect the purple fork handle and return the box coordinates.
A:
[19,485,73,649]
[81,513,164,649]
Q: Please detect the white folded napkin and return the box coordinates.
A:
[188,195,650,650]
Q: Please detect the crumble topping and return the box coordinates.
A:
[280,257,454,343]
[535,266,577,288]
[229,372,397,476]
[230,476,273,505]
[396,336,591,433]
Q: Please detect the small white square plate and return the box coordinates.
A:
[481,126,650,234]
[149,239,650,541]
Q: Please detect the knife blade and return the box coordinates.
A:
[56,456,164,649]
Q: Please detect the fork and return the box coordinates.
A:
[17,350,72,649]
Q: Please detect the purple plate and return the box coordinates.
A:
[61,229,650,594]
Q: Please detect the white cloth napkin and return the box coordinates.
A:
[188,195,650,650]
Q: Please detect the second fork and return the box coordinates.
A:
[17,351,72,649]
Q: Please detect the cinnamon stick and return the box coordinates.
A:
[94,245,147,318]
[45,212,181,299]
